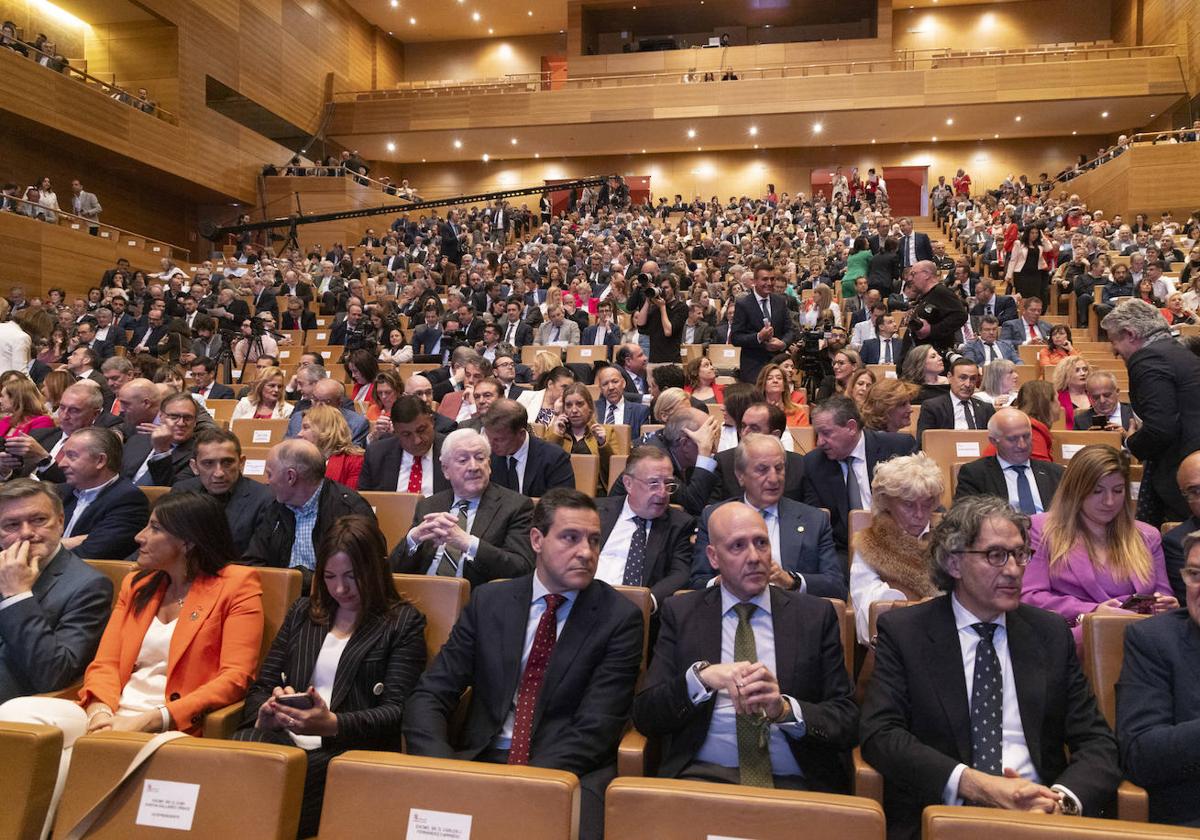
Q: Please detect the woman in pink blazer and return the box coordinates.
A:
[1023,445,1176,647]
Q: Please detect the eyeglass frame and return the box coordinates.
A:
[625,474,679,494]
[957,547,1033,567]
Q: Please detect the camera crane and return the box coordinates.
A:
[200,175,619,243]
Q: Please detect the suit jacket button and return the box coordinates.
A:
[170,692,181,701]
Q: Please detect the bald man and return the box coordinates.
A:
[1163,451,1200,602]
[285,377,370,447]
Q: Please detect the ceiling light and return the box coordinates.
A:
[534,153,540,158]
[1014,115,1022,122]
[528,10,533,15]
[753,144,759,149]
[1072,130,1078,135]
[764,24,771,28]
[472,11,480,21]
[1150,113,1156,117]
[641,149,646,153]
[697,146,702,151]
[510,137,518,145]
[409,16,416,23]
[993,133,999,138]
[388,30,393,34]
[748,125,758,136]
[932,136,938,142]
[421,158,426,163]
[390,0,397,7]
[482,153,489,162]
[945,117,954,125]
[1101,110,1109,118]
[871,138,876,144]
[687,128,696,138]
[386,141,396,152]
[488,27,493,33]
[812,122,823,133]
[453,139,463,148]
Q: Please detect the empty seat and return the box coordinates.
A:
[231,418,290,447]
[319,752,579,840]
[0,722,62,840]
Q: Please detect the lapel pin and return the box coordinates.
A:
[796,525,805,533]
[189,609,200,621]
[372,682,385,696]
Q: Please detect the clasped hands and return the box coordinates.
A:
[959,767,1063,814]
[409,511,471,552]
[697,661,786,721]
[84,703,165,735]
[254,686,338,737]
[757,323,784,351]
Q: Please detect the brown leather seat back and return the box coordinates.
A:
[83,560,135,609]
[606,777,885,839]
[0,722,62,840]
[54,731,306,839]
[923,804,1200,838]
[319,752,580,840]
[1081,612,1147,729]
[393,573,470,663]
[256,567,304,663]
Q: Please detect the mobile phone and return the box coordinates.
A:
[1119,594,1155,613]
[1090,414,1108,429]
[275,692,314,710]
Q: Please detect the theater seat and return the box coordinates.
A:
[230,417,290,447]
[922,804,1199,839]
[571,453,599,495]
[606,777,885,839]
[318,752,579,840]
[53,731,306,840]
[0,722,62,840]
[392,573,470,662]
[361,491,419,551]
[83,560,135,609]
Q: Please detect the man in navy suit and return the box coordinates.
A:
[189,358,235,401]
[358,396,449,494]
[616,343,652,404]
[595,365,650,437]
[482,399,575,498]
[692,434,845,599]
[582,300,621,348]
[0,479,113,702]
[731,260,796,385]
[1000,296,1052,345]
[1117,534,1200,826]
[859,316,903,366]
[896,217,934,271]
[437,210,465,267]
[1162,452,1200,602]
[969,280,1018,324]
[411,306,446,357]
[404,489,643,840]
[1072,370,1134,432]
[172,429,274,556]
[801,396,917,555]
[959,316,1022,366]
[58,427,149,560]
[286,378,370,449]
[498,299,534,348]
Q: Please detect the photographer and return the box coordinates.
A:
[633,272,688,363]
[898,259,968,362]
[232,316,278,367]
[330,301,370,347]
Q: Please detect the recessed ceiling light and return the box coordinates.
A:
[386,141,396,152]
[871,138,876,144]
[453,139,462,148]
[993,133,999,138]
[697,146,702,151]
[748,125,758,136]
[527,9,532,15]
[1014,115,1022,122]
[687,128,696,138]
[1101,110,1109,118]
[753,144,759,149]
[1072,130,1078,135]
[812,122,823,133]
[510,137,518,145]
[488,27,493,33]
[421,158,426,162]
[559,29,564,34]
[945,117,954,125]
[932,136,938,142]
[472,11,480,21]
[641,149,646,153]
[389,0,397,7]
[482,153,489,162]
[388,30,393,34]
[409,16,416,23]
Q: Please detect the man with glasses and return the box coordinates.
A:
[1072,370,1134,433]
[861,495,1120,840]
[118,388,199,486]
[1162,451,1200,602]
[489,352,523,401]
[898,259,967,361]
[593,446,695,606]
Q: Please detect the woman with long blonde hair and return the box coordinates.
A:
[299,404,365,489]
[1023,444,1176,646]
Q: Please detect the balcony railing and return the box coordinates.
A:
[4,196,190,261]
[332,42,1181,102]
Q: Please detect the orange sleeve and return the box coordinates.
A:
[78,571,142,711]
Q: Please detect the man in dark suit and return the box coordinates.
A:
[497,299,534,348]
[57,428,148,560]
[171,429,274,556]
[954,409,1064,514]
[896,217,934,271]
[280,295,317,331]
[127,306,167,355]
[960,316,1022,366]
[242,440,376,581]
[1105,300,1200,523]
[358,396,449,494]
[594,446,694,606]
[411,306,445,357]
[328,301,366,347]
[120,391,198,487]
[802,396,918,556]
[861,496,1120,840]
[916,358,996,444]
[65,346,112,406]
[633,502,857,789]
[608,408,723,517]
[0,384,121,484]
[438,210,465,267]
[390,429,535,586]
[0,479,114,702]
[249,276,277,317]
[482,399,575,498]
[1000,296,1052,345]
[582,301,622,348]
[278,269,315,304]
[1116,531,1200,827]
[899,261,968,359]
[1072,370,1134,431]
[711,402,804,505]
[859,318,903,366]
[189,358,235,401]
[681,302,715,346]
[731,260,797,385]
[969,280,1018,325]
[693,434,844,598]
[73,319,114,361]
[595,364,650,437]
[1163,451,1200,602]
[208,287,251,335]
[404,489,644,840]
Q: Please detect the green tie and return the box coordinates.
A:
[733,602,774,788]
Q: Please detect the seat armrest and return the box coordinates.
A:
[618,728,648,777]
[853,747,883,804]
[203,701,245,740]
[1117,779,1149,822]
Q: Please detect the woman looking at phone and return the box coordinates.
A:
[1022,445,1177,648]
[235,516,426,838]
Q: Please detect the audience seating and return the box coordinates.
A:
[318,752,580,840]
[240,445,271,482]
[83,560,135,607]
[707,344,741,372]
[607,454,628,491]
[921,430,991,506]
[605,777,886,840]
[922,804,1200,838]
[1051,430,1126,463]
[788,427,816,452]
[361,491,419,551]
[205,399,238,425]
[0,722,62,840]
[571,454,600,495]
[231,418,291,447]
[53,731,306,840]
[392,573,470,661]
[138,485,170,506]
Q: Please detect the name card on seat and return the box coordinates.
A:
[252,430,272,443]
[1061,443,1084,460]
[244,459,266,475]
[955,442,980,458]
[406,808,471,839]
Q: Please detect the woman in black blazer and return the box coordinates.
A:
[235,516,426,838]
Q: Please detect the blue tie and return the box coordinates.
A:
[1011,465,1036,514]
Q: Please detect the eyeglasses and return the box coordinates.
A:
[959,547,1032,567]
[162,412,196,424]
[627,475,679,493]
[1182,486,1200,501]
[1181,567,1200,585]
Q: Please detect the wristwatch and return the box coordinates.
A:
[690,660,712,688]
[788,570,803,591]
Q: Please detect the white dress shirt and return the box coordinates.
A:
[64,475,119,537]
[395,449,434,495]
[996,454,1045,513]
[409,496,481,576]
[290,633,348,750]
[850,319,877,349]
[953,397,980,430]
[840,434,872,509]
[596,498,642,585]
[600,398,624,426]
[717,424,739,453]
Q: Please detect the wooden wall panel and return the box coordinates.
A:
[1069,142,1200,219]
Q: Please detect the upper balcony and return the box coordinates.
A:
[327,43,1189,163]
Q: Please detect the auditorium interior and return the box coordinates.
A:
[1,0,1200,836]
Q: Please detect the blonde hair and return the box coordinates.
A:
[1051,355,1089,392]
[1040,445,1152,583]
[302,403,364,457]
[2,377,48,425]
[249,366,286,407]
[860,379,919,432]
[756,363,802,416]
[653,387,690,423]
[870,452,944,515]
[532,350,561,379]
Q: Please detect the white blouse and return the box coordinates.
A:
[118,616,176,716]
[290,632,349,750]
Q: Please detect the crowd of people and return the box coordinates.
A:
[0,167,1199,840]
[0,176,102,232]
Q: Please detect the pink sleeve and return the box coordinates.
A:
[25,415,55,433]
[1021,515,1101,620]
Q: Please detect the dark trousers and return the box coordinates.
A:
[479,748,612,840]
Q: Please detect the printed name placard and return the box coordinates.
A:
[252,429,272,443]
[406,807,471,839]
[579,348,592,357]
[955,441,981,458]
[136,779,199,831]
[722,349,735,358]
[244,459,266,475]
[1061,444,1084,460]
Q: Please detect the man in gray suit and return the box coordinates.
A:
[536,304,581,346]
[0,479,112,702]
[70,179,102,235]
[170,429,273,555]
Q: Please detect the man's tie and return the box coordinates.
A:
[759,297,770,322]
[503,456,519,493]
[606,401,617,425]
[882,341,891,365]
[961,399,977,430]
[986,303,994,317]
[1028,321,1038,341]
[623,516,648,586]
[551,326,559,342]
[437,500,470,576]
[843,457,863,510]
[984,343,995,363]
[507,323,517,343]
[407,455,423,494]
[733,602,774,788]
[508,593,566,765]
[1010,464,1036,515]
[969,622,1003,775]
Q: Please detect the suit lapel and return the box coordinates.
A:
[1006,608,1047,768]
[471,485,503,538]
[985,457,1009,497]
[168,574,225,675]
[1031,463,1058,502]
[778,501,802,570]
[31,548,70,601]
[769,588,797,690]
[699,587,724,665]
[498,578,533,714]
[924,599,972,762]
[293,618,328,691]
[330,613,385,710]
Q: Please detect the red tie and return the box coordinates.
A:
[407,455,423,493]
[1029,322,1037,340]
[508,593,566,765]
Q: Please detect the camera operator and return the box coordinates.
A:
[898,259,967,363]
[633,271,688,363]
[232,316,278,366]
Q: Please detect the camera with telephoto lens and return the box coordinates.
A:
[637,273,657,299]
[247,316,267,336]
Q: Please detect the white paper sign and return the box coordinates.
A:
[1131,481,1141,500]
[244,459,266,475]
[70,223,80,230]
[406,808,472,839]
[127,239,138,246]
[316,332,328,340]
[252,429,272,443]
[136,779,199,831]
[231,369,241,379]
[580,348,592,357]
[1061,443,1084,460]
[722,348,735,358]
[321,351,332,358]
[884,371,897,379]
[955,441,981,458]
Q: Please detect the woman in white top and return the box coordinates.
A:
[849,453,944,645]
[975,359,1020,408]
[800,283,840,329]
[377,326,413,364]
[230,366,293,420]
[517,365,575,427]
[234,515,426,838]
[35,176,60,223]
